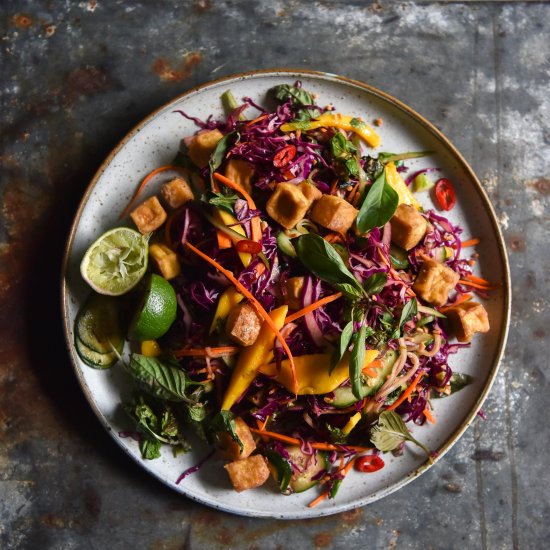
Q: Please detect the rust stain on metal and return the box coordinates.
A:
[11,13,34,28]
[313,532,333,548]
[41,513,66,529]
[62,65,114,107]
[44,24,56,37]
[508,235,525,252]
[194,0,212,13]
[526,176,550,195]
[341,507,362,523]
[152,52,202,83]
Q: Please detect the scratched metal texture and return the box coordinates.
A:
[0,1,548,549]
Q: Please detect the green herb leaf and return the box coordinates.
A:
[350,324,368,400]
[326,424,348,444]
[378,151,433,165]
[371,411,431,458]
[208,131,239,174]
[293,234,364,299]
[264,450,292,491]
[271,84,320,120]
[398,298,418,330]
[331,321,354,373]
[210,410,243,452]
[203,190,239,213]
[356,170,399,233]
[140,438,161,460]
[350,117,367,130]
[363,272,387,296]
[433,372,474,398]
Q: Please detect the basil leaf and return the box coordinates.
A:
[356,170,399,233]
[345,157,360,178]
[434,373,474,398]
[350,117,367,130]
[271,84,321,120]
[209,131,239,174]
[140,438,161,460]
[210,410,243,452]
[350,324,368,400]
[326,424,348,444]
[398,298,418,330]
[203,190,239,213]
[294,234,364,299]
[363,272,387,295]
[330,321,354,373]
[127,354,191,403]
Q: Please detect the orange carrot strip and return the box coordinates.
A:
[465,274,493,286]
[308,457,358,508]
[213,172,262,242]
[119,165,186,219]
[173,346,240,358]
[323,232,342,244]
[284,292,343,325]
[347,182,360,203]
[308,491,329,508]
[423,407,436,424]
[386,371,424,411]
[440,293,473,313]
[461,238,480,248]
[185,242,297,393]
[458,279,496,290]
[246,114,268,127]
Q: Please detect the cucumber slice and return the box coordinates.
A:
[276,231,297,257]
[75,293,123,354]
[413,172,434,192]
[287,446,328,493]
[75,337,118,369]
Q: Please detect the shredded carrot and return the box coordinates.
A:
[323,232,342,244]
[329,179,338,195]
[173,346,240,358]
[423,407,436,424]
[465,274,493,286]
[246,114,268,127]
[119,165,187,219]
[308,491,329,508]
[185,241,297,393]
[386,371,424,411]
[347,182,360,203]
[213,172,262,241]
[380,249,416,298]
[458,279,496,290]
[363,361,383,377]
[461,238,480,248]
[284,292,343,325]
[307,457,358,508]
[440,293,473,312]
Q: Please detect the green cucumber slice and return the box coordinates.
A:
[287,446,328,493]
[276,231,297,257]
[75,337,118,369]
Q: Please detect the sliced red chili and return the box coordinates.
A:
[434,178,457,211]
[273,145,297,168]
[236,239,262,254]
[355,455,385,473]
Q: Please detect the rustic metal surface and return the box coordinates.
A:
[0,1,548,548]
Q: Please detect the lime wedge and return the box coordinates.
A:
[129,273,177,341]
[80,227,149,296]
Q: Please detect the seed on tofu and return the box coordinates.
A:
[266,183,310,229]
[412,258,460,306]
[310,195,358,234]
[187,128,224,168]
[160,177,194,209]
[217,418,257,461]
[225,302,262,346]
[224,159,255,194]
[446,301,490,342]
[390,204,427,250]
[224,454,270,492]
[130,196,167,234]
[286,276,305,310]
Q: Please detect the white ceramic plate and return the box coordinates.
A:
[62,70,510,518]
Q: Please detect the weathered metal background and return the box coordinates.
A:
[1,1,548,548]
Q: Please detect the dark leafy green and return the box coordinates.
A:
[363,273,388,296]
[398,298,418,331]
[264,450,292,491]
[356,169,399,233]
[210,410,243,452]
[209,131,239,174]
[203,190,239,213]
[350,324,368,400]
[330,320,354,373]
[433,373,474,398]
[271,84,320,120]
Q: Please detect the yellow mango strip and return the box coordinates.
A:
[342,412,362,435]
[384,162,421,209]
[213,208,252,267]
[221,305,288,411]
[259,350,379,395]
[280,113,381,148]
[209,287,245,334]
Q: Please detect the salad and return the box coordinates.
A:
[74,82,492,507]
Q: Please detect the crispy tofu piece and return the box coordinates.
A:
[413,259,460,306]
[446,301,490,342]
[298,181,322,206]
[286,276,305,310]
[187,128,224,168]
[224,454,270,492]
[149,244,181,280]
[130,196,167,234]
[217,418,257,461]
[390,204,427,250]
[310,195,358,234]
[224,159,255,194]
[225,302,262,346]
[266,183,310,229]
[160,177,194,209]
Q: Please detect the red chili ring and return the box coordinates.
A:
[236,239,262,254]
[355,455,385,473]
[273,144,297,168]
[434,178,457,211]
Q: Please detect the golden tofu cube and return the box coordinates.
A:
[286,276,305,310]
[225,302,262,346]
[413,259,460,306]
[130,196,167,234]
[217,418,257,461]
[160,177,194,209]
[224,159,255,194]
[149,243,181,280]
[298,181,322,206]
[224,454,270,492]
[187,128,224,167]
[390,204,427,250]
[266,183,310,229]
[446,301,490,342]
[310,195,358,234]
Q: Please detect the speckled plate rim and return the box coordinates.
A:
[61,68,511,518]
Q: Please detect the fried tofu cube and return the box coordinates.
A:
[266,183,310,229]
[413,259,460,306]
[130,196,167,234]
[298,181,322,206]
[310,195,358,234]
[224,159,255,194]
[446,301,490,342]
[217,418,257,461]
[225,302,262,346]
[390,204,427,250]
[187,128,224,168]
[160,177,194,209]
[224,454,270,492]
[286,277,305,310]
[149,244,181,280]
